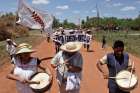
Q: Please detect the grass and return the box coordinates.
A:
[0,30,44,66]
[94,30,140,57]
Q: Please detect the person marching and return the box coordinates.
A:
[7,43,52,93]
[85,30,92,52]
[53,27,64,53]
[6,39,17,63]
[51,42,83,93]
[97,40,135,93]
[102,35,106,49]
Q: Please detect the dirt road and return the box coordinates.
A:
[0,40,139,93]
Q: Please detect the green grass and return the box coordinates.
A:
[0,30,44,66]
[94,30,140,57]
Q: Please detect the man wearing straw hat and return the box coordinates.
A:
[51,42,83,93]
[97,40,135,93]
[7,43,52,93]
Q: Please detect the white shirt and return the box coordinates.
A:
[13,57,38,80]
[51,51,83,73]
[99,54,132,66]
[6,42,16,55]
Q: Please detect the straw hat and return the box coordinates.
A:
[60,42,82,52]
[6,39,12,42]
[16,43,35,54]
[18,43,32,49]
[59,27,63,30]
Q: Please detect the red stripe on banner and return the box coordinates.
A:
[31,11,45,28]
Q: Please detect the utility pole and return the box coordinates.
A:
[78,17,81,29]
[96,4,100,28]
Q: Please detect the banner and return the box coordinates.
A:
[53,33,92,45]
[16,0,53,34]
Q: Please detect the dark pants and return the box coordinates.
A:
[109,86,130,93]
[55,43,61,53]
[108,79,130,93]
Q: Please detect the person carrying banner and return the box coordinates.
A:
[96,40,135,93]
[85,30,92,52]
[7,43,52,93]
[51,42,83,93]
[52,30,62,53]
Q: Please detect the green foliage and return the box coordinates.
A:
[82,16,140,31]
[94,31,140,57]
[52,17,77,29]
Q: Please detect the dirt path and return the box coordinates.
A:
[0,40,139,93]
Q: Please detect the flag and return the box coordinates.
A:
[16,0,53,34]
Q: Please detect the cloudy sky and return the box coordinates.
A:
[0,0,140,23]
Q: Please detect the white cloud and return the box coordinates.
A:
[32,0,50,5]
[121,6,136,11]
[72,0,87,2]
[55,12,62,16]
[91,10,96,13]
[56,5,69,10]
[113,3,123,7]
[72,10,80,14]
[105,0,111,2]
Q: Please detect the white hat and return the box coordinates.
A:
[6,39,12,42]
[60,42,82,52]
[16,43,35,54]
[59,27,63,30]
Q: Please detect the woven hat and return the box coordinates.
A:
[6,39,12,42]
[18,43,32,49]
[60,42,82,52]
[59,27,63,30]
[16,43,35,54]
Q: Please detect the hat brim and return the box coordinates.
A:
[16,48,36,54]
[60,42,82,52]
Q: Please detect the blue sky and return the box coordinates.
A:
[0,0,140,23]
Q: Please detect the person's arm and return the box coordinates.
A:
[67,64,82,73]
[7,66,27,83]
[12,42,17,47]
[127,59,135,73]
[66,53,83,73]
[37,58,52,81]
[51,52,60,68]
[96,55,109,79]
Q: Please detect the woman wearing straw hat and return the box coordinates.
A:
[7,43,52,93]
[51,42,83,93]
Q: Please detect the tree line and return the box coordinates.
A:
[0,12,140,41]
[53,15,140,31]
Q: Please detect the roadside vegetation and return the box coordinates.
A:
[94,30,140,57]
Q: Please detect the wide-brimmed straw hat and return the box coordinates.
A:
[60,42,82,52]
[16,43,35,54]
[6,39,12,42]
[18,43,32,49]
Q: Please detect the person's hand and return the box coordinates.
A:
[127,67,136,73]
[103,73,109,79]
[18,78,28,84]
[49,74,53,82]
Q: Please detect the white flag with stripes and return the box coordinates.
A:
[16,0,53,34]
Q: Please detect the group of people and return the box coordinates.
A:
[6,36,136,93]
[52,27,93,53]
